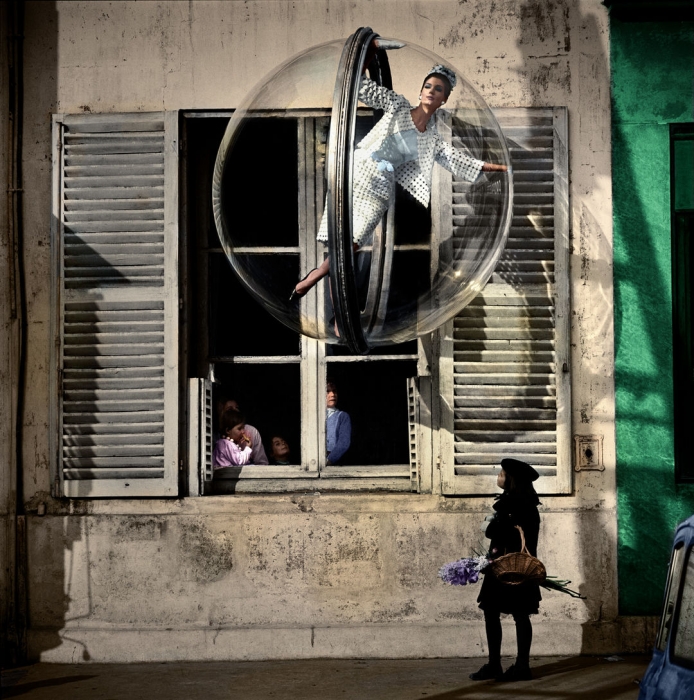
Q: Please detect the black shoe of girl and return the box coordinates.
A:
[469,663,503,681]
[498,664,532,682]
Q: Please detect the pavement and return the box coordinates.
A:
[1,655,649,699]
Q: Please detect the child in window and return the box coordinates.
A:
[326,379,351,465]
[214,394,269,465]
[269,435,292,465]
[213,409,253,467]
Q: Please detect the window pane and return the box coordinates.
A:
[671,127,694,483]
[393,184,432,246]
[386,250,432,332]
[213,363,301,465]
[673,545,694,664]
[210,253,300,357]
[674,139,694,212]
[324,360,416,465]
[185,118,229,251]
[672,212,694,481]
[657,543,685,651]
[215,117,299,248]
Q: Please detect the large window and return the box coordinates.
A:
[49,107,571,499]
[672,124,694,483]
[184,113,417,494]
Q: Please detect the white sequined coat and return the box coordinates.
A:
[317,77,484,244]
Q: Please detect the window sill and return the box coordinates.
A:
[211,465,410,480]
[213,465,313,480]
[208,465,412,494]
[210,477,412,494]
[321,465,409,478]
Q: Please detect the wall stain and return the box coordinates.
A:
[439,22,465,50]
[394,516,450,588]
[369,599,419,623]
[290,494,314,512]
[520,0,559,45]
[113,517,166,542]
[436,610,482,622]
[179,519,233,583]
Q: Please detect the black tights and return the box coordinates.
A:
[484,609,533,667]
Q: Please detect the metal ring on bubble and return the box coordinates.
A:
[326,26,378,354]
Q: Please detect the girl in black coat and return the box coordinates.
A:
[470,458,542,683]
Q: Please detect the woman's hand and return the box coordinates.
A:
[363,38,406,74]
[481,162,508,172]
[374,38,405,51]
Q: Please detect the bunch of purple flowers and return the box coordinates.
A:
[438,556,489,586]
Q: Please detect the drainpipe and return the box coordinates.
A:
[5,0,27,666]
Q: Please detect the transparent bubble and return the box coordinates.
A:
[213,31,512,352]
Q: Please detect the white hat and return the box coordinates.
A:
[428,64,457,90]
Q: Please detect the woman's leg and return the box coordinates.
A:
[294,257,330,297]
[300,159,390,299]
[512,612,532,668]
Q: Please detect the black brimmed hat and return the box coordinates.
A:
[500,458,540,482]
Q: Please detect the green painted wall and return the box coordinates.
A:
[612,18,694,615]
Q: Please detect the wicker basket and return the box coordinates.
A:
[488,526,546,586]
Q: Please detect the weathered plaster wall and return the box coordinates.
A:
[8,0,620,661]
[27,496,620,662]
[611,18,694,615]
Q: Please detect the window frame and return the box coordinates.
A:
[182,110,420,495]
[671,123,694,483]
[50,105,573,500]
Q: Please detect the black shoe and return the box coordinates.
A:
[469,663,503,681]
[498,664,532,682]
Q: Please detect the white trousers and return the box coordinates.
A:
[316,152,394,246]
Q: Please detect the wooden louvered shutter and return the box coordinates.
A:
[439,107,570,495]
[407,377,421,493]
[49,112,179,497]
[187,378,213,496]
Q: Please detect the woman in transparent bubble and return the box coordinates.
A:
[291,39,507,300]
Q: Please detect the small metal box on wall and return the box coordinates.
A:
[574,434,604,471]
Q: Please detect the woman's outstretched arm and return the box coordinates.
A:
[358,39,406,110]
[482,162,508,172]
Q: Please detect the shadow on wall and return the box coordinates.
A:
[24,514,94,662]
[18,0,95,665]
[423,0,617,653]
[610,16,694,618]
[514,0,623,650]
